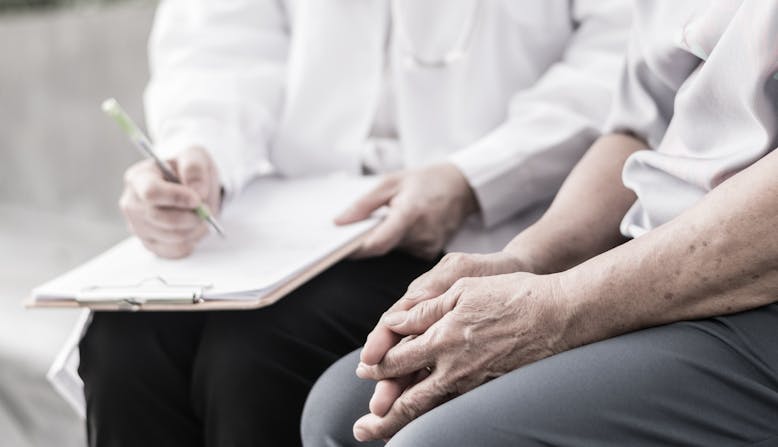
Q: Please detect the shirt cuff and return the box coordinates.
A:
[449,140,544,229]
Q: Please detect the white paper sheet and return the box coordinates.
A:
[32,174,380,302]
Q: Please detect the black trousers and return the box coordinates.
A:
[78,251,438,447]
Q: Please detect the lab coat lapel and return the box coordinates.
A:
[273,0,388,176]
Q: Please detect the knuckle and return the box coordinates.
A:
[405,277,423,293]
[182,162,205,180]
[416,300,438,323]
[384,172,403,185]
[454,253,476,271]
[118,194,132,214]
[425,325,449,348]
[122,169,134,186]
[402,202,424,219]
[152,209,183,228]
[441,253,456,264]
[169,227,192,241]
[442,252,468,268]
[358,241,378,256]
[123,161,147,183]
[168,212,190,227]
[173,192,190,207]
[378,176,396,189]
[140,183,163,202]
[379,310,393,324]
[451,277,472,293]
[365,240,391,257]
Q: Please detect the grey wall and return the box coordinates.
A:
[0,4,158,445]
[0,1,156,222]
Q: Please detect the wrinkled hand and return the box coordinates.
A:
[361,251,530,366]
[119,146,221,259]
[357,251,531,422]
[336,163,477,260]
[353,272,569,442]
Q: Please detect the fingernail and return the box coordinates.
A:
[382,311,406,326]
[403,289,427,301]
[353,426,368,442]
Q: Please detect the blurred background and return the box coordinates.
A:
[0,0,155,444]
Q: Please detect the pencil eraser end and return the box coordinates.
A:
[101,98,119,116]
[101,98,137,136]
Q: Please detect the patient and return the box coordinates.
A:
[302,1,778,445]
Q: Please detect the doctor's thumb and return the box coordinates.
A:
[335,181,396,225]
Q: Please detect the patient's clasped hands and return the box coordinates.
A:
[353,252,572,442]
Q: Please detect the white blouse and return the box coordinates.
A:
[608,0,778,237]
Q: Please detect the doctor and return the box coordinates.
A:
[70,1,630,446]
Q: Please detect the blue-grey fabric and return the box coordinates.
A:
[302,304,778,446]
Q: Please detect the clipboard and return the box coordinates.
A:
[25,232,365,312]
[25,174,381,312]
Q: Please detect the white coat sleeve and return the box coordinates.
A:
[144,0,288,197]
[449,0,631,228]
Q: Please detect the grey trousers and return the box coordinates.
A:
[301,303,778,446]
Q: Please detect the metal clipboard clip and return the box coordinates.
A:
[76,277,212,311]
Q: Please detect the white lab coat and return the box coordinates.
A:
[146,0,631,251]
[50,0,631,416]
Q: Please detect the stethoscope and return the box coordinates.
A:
[391,0,481,69]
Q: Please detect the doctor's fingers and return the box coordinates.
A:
[176,147,217,200]
[399,232,445,260]
[335,174,402,225]
[146,203,204,231]
[128,216,209,246]
[350,208,415,258]
[121,188,203,231]
[140,237,198,260]
[125,162,201,209]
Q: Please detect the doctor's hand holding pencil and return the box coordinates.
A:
[103,99,224,259]
[118,145,223,259]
